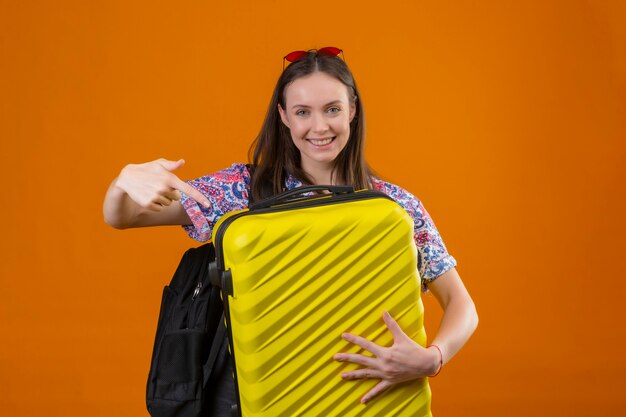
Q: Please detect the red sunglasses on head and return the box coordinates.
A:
[283,47,344,70]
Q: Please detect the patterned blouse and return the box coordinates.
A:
[180,163,456,291]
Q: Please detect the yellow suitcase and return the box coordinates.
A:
[210,186,432,416]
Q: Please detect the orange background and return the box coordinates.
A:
[1,1,625,416]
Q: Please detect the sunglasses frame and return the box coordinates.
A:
[282,47,344,70]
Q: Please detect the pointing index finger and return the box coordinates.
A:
[170,177,211,208]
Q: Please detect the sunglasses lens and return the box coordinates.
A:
[284,50,307,62]
[283,47,343,71]
[317,47,341,57]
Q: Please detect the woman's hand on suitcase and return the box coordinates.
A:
[117,158,211,210]
[333,311,441,404]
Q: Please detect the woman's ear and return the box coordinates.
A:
[278,104,290,128]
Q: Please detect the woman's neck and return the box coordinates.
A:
[302,162,337,185]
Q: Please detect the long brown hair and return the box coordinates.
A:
[248,51,372,201]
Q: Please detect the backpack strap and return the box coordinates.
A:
[203,316,227,384]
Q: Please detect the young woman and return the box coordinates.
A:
[103,47,478,413]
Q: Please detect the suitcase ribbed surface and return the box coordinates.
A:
[216,195,432,416]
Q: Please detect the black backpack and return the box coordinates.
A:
[145,165,270,417]
[145,242,226,417]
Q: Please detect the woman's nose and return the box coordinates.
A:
[311,113,329,133]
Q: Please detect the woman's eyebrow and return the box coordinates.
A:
[290,100,343,110]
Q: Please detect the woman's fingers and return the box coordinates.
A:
[341,332,385,357]
[155,158,186,172]
[149,202,166,212]
[169,176,211,208]
[118,158,211,209]
[153,194,176,206]
[361,380,392,404]
[155,158,210,207]
[382,311,407,343]
[161,188,182,202]
[334,313,429,403]
[334,352,378,368]
[340,367,383,380]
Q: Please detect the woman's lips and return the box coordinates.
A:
[307,137,335,146]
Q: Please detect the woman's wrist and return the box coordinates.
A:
[426,344,443,377]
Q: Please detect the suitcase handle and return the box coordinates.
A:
[249,185,354,210]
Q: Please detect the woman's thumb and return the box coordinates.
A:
[157,158,186,172]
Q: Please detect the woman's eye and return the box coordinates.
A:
[296,110,308,116]
[327,107,341,113]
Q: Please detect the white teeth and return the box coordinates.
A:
[309,138,333,145]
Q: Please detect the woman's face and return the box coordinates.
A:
[278,72,356,174]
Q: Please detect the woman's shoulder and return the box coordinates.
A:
[370,177,421,207]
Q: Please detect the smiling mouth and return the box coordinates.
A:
[307,137,335,146]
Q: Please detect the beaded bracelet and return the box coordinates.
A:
[427,344,443,377]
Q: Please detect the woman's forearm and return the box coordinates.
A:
[428,268,479,365]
